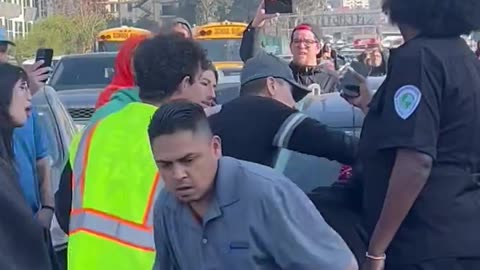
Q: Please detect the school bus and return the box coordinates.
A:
[95,26,151,52]
[193,21,247,71]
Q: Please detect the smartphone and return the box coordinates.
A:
[339,61,370,98]
[265,0,293,14]
[35,48,54,83]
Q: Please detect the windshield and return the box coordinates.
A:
[98,41,122,52]
[198,39,242,62]
[49,56,116,91]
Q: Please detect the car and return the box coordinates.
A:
[32,86,78,258]
[47,52,117,125]
[23,55,63,68]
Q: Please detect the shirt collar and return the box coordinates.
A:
[213,157,240,207]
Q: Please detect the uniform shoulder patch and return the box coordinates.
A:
[394,85,422,120]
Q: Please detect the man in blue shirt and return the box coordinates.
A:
[148,101,358,270]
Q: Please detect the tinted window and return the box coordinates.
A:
[49,56,116,90]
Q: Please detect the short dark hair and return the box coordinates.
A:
[206,61,218,82]
[239,78,268,96]
[133,33,209,103]
[148,100,212,141]
[383,0,480,37]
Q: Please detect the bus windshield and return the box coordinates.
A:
[198,39,242,62]
[98,41,122,52]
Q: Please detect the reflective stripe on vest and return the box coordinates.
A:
[69,103,160,252]
[274,99,308,173]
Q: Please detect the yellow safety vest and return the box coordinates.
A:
[68,102,160,270]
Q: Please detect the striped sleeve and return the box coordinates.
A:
[273,112,308,148]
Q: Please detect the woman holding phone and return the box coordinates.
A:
[0,63,52,269]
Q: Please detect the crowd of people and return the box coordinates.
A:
[2,0,480,269]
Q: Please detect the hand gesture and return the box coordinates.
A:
[252,0,279,28]
[36,208,54,229]
[23,60,50,95]
[340,67,372,115]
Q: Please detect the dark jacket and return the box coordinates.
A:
[239,23,339,94]
[0,160,52,270]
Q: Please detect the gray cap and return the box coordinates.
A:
[241,52,310,102]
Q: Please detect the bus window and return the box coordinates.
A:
[198,39,242,62]
[98,41,122,52]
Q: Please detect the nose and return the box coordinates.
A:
[172,164,187,181]
[297,42,307,49]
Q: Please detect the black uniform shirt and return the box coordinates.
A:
[358,36,480,265]
[208,95,357,168]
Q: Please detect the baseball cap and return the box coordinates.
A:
[0,28,15,46]
[241,52,311,102]
[170,17,192,37]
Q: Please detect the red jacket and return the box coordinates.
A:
[95,36,146,109]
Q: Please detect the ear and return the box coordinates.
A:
[180,76,191,92]
[315,42,321,55]
[265,77,276,97]
[211,135,222,158]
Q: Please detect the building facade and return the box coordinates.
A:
[104,0,179,25]
[0,0,37,39]
[343,0,369,9]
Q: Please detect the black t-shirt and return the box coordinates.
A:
[358,36,480,264]
[208,95,357,168]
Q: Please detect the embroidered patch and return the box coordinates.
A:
[394,85,421,120]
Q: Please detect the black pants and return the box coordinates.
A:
[388,258,480,270]
[308,187,367,266]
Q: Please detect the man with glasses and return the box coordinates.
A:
[239,0,339,97]
[208,52,357,172]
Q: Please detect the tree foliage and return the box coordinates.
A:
[14,1,107,60]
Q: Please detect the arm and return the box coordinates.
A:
[34,114,54,208]
[368,149,431,256]
[261,179,358,270]
[37,158,54,207]
[239,22,259,62]
[273,113,358,165]
[240,0,277,62]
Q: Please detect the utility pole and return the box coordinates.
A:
[118,0,124,26]
[153,0,158,23]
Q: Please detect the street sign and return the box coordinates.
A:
[316,10,386,28]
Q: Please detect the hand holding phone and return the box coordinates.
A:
[35,48,54,83]
[265,0,293,14]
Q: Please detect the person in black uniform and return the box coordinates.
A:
[239,0,339,95]
[343,0,480,269]
[208,52,357,171]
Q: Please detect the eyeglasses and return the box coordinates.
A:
[292,39,318,47]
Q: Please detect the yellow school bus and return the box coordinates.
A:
[193,21,247,71]
[95,26,151,52]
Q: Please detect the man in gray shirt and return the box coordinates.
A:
[148,101,358,270]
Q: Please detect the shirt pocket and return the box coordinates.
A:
[222,240,253,269]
